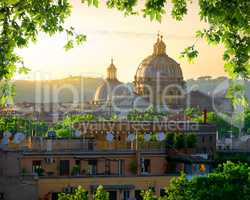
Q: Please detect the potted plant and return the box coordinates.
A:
[71,165,81,176]
[129,160,137,175]
[36,168,44,176]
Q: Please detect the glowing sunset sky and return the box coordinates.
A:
[17,0,227,82]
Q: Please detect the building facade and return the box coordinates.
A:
[0,121,216,200]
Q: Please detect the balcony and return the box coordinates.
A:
[18,137,166,155]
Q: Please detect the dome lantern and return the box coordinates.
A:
[107,58,117,80]
[153,34,166,56]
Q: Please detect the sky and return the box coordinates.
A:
[17,0,227,82]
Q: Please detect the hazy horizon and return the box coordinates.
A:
[16,0,227,82]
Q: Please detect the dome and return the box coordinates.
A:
[94,79,123,102]
[94,59,131,103]
[134,34,185,108]
[135,34,183,81]
[135,54,183,80]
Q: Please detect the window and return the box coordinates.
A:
[141,159,150,174]
[108,191,117,200]
[88,160,97,175]
[199,164,206,173]
[118,160,124,176]
[202,136,205,143]
[75,159,81,166]
[123,191,130,200]
[88,141,94,150]
[209,135,213,143]
[105,159,110,175]
[32,160,42,174]
[60,160,70,176]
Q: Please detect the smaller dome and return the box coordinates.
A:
[94,79,123,102]
[93,59,131,103]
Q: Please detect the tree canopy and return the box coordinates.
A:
[162,161,250,200]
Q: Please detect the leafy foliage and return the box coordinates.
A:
[141,189,157,200]
[180,45,199,63]
[187,109,250,136]
[93,185,109,200]
[162,162,250,200]
[0,0,85,104]
[58,186,88,200]
[53,114,96,137]
[127,108,167,121]
[0,116,48,136]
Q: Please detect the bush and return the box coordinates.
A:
[94,185,109,200]
[58,186,88,200]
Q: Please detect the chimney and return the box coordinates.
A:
[203,109,207,124]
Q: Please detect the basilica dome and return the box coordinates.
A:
[135,34,183,82]
[134,34,185,108]
[94,59,130,104]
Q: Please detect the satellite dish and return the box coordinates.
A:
[1,137,9,145]
[106,132,114,142]
[144,133,151,142]
[74,130,81,137]
[127,132,135,142]
[47,131,57,139]
[3,131,12,138]
[13,133,25,144]
[156,132,165,141]
[1,131,12,146]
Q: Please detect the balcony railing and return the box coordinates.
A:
[15,138,166,153]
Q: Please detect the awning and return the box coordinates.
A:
[90,184,135,191]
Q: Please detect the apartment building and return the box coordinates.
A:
[0,121,216,200]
